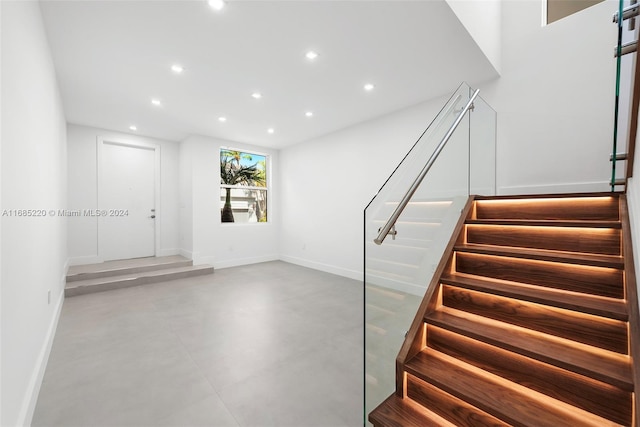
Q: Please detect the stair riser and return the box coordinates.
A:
[440,275,629,321]
[368,395,452,427]
[465,225,621,256]
[426,326,632,426]
[65,267,214,297]
[66,260,193,282]
[441,285,628,354]
[404,354,597,427]
[425,311,634,390]
[475,197,619,221]
[405,374,510,427]
[406,371,527,427]
[455,253,624,298]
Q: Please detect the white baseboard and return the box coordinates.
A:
[214,254,279,269]
[178,249,193,260]
[157,248,180,257]
[498,180,610,196]
[192,253,216,266]
[19,288,64,426]
[62,258,70,280]
[70,250,182,265]
[279,255,362,281]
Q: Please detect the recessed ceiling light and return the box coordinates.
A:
[171,64,184,74]
[267,128,275,134]
[364,83,375,91]
[218,116,227,122]
[251,92,262,99]
[208,0,225,11]
[305,51,319,60]
[129,125,137,131]
[151,98,162,106]
[305,111,313,117]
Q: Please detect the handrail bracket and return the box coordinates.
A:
[375,225,397,245]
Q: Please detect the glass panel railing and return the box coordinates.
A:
[470,92,497,195]
[612,0,636,190]
[364,82,496,422]
[612,0,624,190]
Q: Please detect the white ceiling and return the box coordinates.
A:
[39,0,499,149]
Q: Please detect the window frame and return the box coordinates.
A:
[219,147,269,224]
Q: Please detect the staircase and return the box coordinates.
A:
[65,255,214,297]
[369,193,639,427]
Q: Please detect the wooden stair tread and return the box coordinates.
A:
[473,194,620,221]
[454,243,624,269]
[426,326,632,425]
[440,273,628,321]
[473,193,621,201]
[424,309,633,390]
[440,286,628,354]
[455,251,624,299]
[404,374,510,427]
[464,223,621,256]
[466,219,622,228]
[368,394,453,427]
[405,349,622,427]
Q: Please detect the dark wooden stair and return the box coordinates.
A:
[369,193,638,427]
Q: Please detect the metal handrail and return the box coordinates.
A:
[373,88,480,245]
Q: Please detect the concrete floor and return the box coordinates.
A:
[33,261,363,427]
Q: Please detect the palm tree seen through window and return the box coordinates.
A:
[220,149,267,223]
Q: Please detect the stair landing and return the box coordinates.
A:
[65,255,213,297]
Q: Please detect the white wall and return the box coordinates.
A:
[67,124,180,264]
[280,97,448,279]
[280,0,617,279]
[480,0,616,194]
[179,135,280,268]
[626,85,640,319]
[178,137,194,258]
[1,2,68,425]
[446,0,502,74]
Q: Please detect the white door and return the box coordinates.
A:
[98,141,156,261]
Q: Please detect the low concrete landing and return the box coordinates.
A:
[65,255,213,297]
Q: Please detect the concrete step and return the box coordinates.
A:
[65,264,214,297]
[66,255,192,282]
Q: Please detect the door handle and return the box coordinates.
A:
[149,215,156,219]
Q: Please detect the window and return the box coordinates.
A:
[220,149,267,223]
[546,0,604,25]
